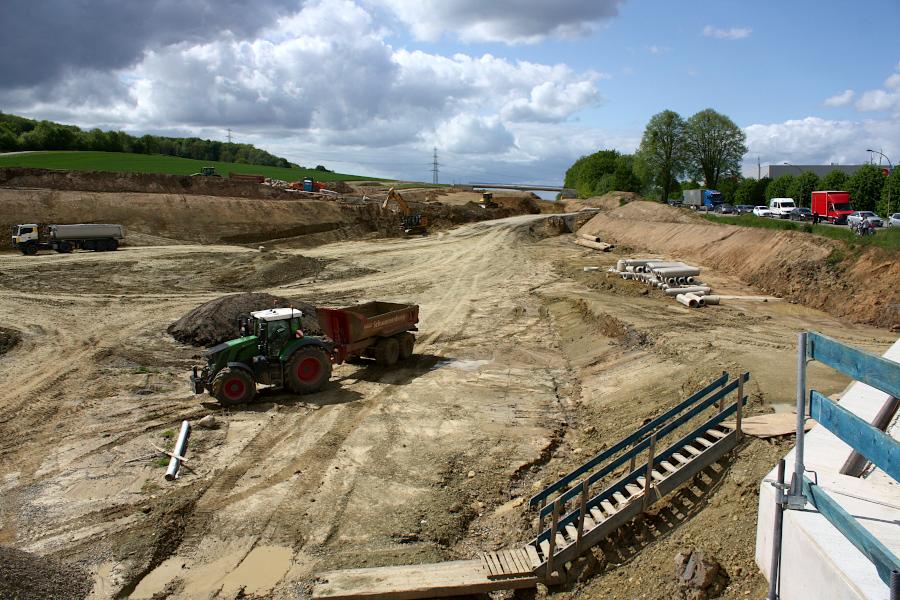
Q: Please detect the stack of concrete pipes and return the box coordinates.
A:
[608,258,720,308]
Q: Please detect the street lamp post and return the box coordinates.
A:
[783,162,807,207]
[866,149,893,216]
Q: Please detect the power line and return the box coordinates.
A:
[226,128,233,144]
[431,147,439,184]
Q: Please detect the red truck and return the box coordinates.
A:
[811,190,854,224]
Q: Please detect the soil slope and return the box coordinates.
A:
[579,201,899,329]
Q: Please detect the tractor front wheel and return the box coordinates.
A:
[211,367,256,405]
[285,346,332,394]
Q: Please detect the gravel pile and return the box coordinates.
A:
[0,546,92,600]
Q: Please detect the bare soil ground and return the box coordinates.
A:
[0,193,895,599]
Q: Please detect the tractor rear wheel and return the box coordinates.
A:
[396,332,415,360]
[285,346,332,394]
[374,337,400,366]
[211,367,256,405]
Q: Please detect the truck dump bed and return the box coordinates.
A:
[317,302,418,345]
[51,224,124,240]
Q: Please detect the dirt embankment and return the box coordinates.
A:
[0,167,307,200]
[579,200,900,329]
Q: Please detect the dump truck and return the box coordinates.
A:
[682,189,723,211]
[11,223,124,255]
[190,302,419,405]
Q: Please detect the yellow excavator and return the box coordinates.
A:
[381,188,428,235]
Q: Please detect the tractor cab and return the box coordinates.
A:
[190,307,334,405]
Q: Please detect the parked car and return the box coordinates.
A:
[789,207,813,222]
[847,211,884,227]
[889,213,900,227]
[714,203,734,214]
[735,205,754,215]
[667,199,682,207]
[752,206,773,217]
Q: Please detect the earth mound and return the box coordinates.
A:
[0,546,92,600]
[0,327,21,355]
[168,293,320,347]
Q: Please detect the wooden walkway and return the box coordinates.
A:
[313,559,538,599]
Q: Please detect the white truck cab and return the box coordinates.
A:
[768,198,796,219]
[11,224,39,246]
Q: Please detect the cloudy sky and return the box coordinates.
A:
[1,0,898,183]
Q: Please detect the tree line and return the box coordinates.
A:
[565,108,747,203]
[0,112,297,169]
[565,107,897,215]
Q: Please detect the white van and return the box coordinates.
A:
[768,198,796,219]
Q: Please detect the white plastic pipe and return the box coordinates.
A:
[703,295,720,305]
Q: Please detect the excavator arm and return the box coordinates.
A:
[381,188,412,216]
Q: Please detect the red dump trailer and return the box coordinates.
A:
[317,301,419,366]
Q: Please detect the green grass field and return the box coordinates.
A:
[702,213,900,252]
[0,151,377,182]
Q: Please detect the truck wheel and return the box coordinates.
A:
[285,346,332,394]
[22,244,38,256]
[396,333,415,360]
[374,337,400,366]
[108,239,119,251]
[56,242,73,253]
[211,367,256,405]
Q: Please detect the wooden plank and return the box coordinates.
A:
[694,437,713,448]
[807,332,900,399]
[707,428,727,439]
[625,484,642,496]
[613,492,629,506]
[496,552,511,575]
[684,445,702,457]
[802,476,900,586]
[555,533,568,548]
[313,560,539,600]
[583,515,596,530]
[538,540,550,558]
[651,470,666,482]
[721,412,815,438]
[589,507,605,522]
[672,452,689,464]
[565,524,578,541]
[528,372,732,508]
[525,545,541,569]
[480,554,492,575]
[484,553,499,576]
[659,461,678,474]
[810,391,900,481]
[510,550,528,574]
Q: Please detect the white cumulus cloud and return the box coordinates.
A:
[702,25,751,40]
[824,89,854,107]
[855,67,900,113]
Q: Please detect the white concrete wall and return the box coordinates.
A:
[755,338,900,600]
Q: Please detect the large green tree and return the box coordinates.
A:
[846,164,884,212]
[878,168,899,216]
[787,171,820,208]
[765,174,794,201]
[684,109,747,188]
[817,169,849,191]
[635,110,688,202]
[564,149,642,198]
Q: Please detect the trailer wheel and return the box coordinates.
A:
[211,367,256,405]
[374,337,400,366]
[108,239,119,251]
[56,242,73,254]
[285,346,332,394]
[396,333,415,360]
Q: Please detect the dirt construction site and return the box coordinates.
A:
[0,172,897,599]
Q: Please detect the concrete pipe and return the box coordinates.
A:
[675,293,699,308]
[625,265,635,272]
[578,232,602,243]
[653,267,701,278]
[575,238,614,251]
[623,258,664,266]
[616,260,625,272]
[582,266,601,272]
[677,277,688,285]
[685,292,705,307]
[646,261,687,269]
[664,286,712,296]
[703,295,720,305]
[686,276,696,284]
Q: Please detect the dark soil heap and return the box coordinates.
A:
[168,293,321,347]
[0,327,21,355]
[0,546,92,600]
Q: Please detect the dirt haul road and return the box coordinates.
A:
[0,212,894,600]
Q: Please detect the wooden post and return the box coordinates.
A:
[736,375,744,440]
[576,479,589,549]
[719,373,728,413]
[628,447,637,473]
[642,433,657,510]
[547,499,560,577]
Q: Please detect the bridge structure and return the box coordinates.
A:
[469,182,576,195]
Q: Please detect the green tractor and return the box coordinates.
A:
[191,166,221,177]
[190,308,332,405]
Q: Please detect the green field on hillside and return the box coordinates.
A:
[0,151,376,182]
